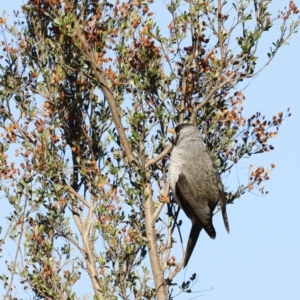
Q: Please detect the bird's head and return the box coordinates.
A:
[168,124,199,146]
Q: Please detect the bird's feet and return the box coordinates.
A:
[158,183,171,203]
[158,193,171,203]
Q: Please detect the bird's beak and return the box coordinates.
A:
[168,128,176,145]
[168,128,175,134]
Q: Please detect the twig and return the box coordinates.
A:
[145,143,173,168]
[0,105,35,146]
[4,198,27,299]
[68,186,91,208]
[152,202,165,225]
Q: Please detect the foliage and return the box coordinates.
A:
[0,0,299,299]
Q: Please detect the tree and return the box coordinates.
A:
[0,0,298,299]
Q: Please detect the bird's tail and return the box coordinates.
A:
[184,224,202,268]
[219,189,230,233]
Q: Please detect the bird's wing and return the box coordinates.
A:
[175,172,204,217]
[175,173,216,238]
[210,159,230,233]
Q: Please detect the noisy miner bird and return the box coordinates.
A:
[168,124,230,267]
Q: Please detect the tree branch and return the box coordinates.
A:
[73,21,139,171]
[145,143,173,168]
[152,202,165,225]
[190,60,244,123]
[68,186,92,208]
[218,0,226,61]
[144,183,167,300]
[69,193,101,297]
[0,105,35,146]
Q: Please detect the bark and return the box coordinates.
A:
[144,183,167,300]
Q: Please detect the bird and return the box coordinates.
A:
[168,124,230,267]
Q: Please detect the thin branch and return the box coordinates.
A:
[0,212,15,247]
[153,202,165,224]
[218,0,226,61]
[69,193,102,297]
[56,229,86,256]
[190,54,246,123]
[68,186,91,208]
[145,143,173,168]
[153,170,170,222]
[0,105,35,146]
[190,76,222,123]
[254,0,259,27]
[162,216,173,271]
[5,198,27,299]
[73,20,139,171]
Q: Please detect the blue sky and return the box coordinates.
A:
[2,1,300,299]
